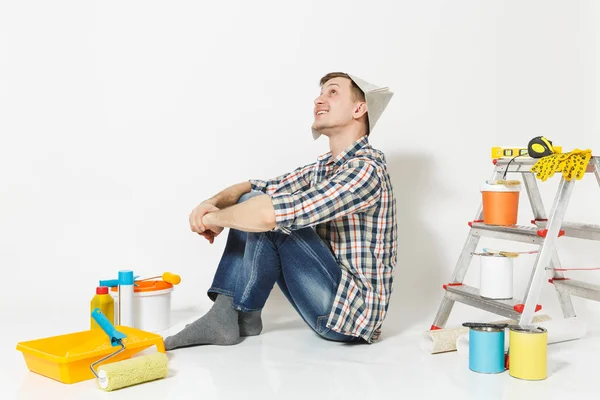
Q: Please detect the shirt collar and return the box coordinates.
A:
[317,136,370,166]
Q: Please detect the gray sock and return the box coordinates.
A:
[239,310,262,336]
[164,294,240,350]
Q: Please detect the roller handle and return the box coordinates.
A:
[91,308,127,346]
[99,279,119,287]
[136,271,181,285]
[99,275,139,288]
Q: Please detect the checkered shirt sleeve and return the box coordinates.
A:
[249,163,315,196]
[270,158,381,231]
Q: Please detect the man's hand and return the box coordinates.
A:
[202,213,224,243]
[189,202,223,243]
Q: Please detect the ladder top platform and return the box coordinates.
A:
[493,155,598,171]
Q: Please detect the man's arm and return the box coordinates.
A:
[202,159,381,235]
[193,162,315,236]
[202,181,252,209]
[203,193,276,233]
[269,158,381,231]
[250,162,315,195]
[189,181,252,241]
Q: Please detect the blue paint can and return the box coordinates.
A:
[463,323,507,374]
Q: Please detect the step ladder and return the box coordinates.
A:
[430,155,600,330]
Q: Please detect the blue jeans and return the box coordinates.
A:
[208,192,362,343]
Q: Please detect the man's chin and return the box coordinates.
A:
[311,124,332,136]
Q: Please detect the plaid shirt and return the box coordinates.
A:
[250,136,397,343]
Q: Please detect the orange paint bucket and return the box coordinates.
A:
[481,181,521,226]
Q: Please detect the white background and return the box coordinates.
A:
[2,0,600,337]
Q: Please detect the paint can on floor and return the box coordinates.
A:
[479,254,514,299]
[463,323,507,374]
[110,280,174,332]
[508,326,547,380]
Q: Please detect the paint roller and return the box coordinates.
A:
[90,308,169,391]
[137,271,181,285]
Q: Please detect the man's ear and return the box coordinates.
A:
[353,101,368,119]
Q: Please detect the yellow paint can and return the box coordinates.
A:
[508,326,548,380]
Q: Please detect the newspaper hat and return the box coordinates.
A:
[312,74,394,140]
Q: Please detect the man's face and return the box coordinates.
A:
[312,77,365,135]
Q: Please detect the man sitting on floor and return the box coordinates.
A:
[164,72,397,349]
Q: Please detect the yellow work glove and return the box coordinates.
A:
[530,149,592,181]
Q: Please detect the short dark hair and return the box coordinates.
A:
[319,72,365,102]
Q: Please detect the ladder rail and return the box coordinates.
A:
[430,168,503,330]
[431,234,479,329]
[595,158,600,187]
[550,250,576,318]
[519,177,575,324]
[522,172,576,318]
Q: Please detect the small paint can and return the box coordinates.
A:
[508,326,547,380]
[479,254,514,300]
[465,323,506,374]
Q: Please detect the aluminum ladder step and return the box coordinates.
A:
[550,279,600,301]
[469,222,564,245]
[533,220,600,241]
[443,283,542,320]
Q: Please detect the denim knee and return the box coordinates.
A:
[238,191,264,204]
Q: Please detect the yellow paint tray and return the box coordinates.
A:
[16,324,165,384]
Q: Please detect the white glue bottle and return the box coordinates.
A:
[118,270,135,327]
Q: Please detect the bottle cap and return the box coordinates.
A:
[96,286,109,295]
[119,270,134,285]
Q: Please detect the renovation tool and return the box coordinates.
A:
[507,325,547,380]
[481,248,538,257]
[15,314,166,384]
[480,180,521,226]
[90,308,168,391]
[478,253,514,300]
[421,315,551,354]
[90,286,114,330]
[137,271,181,285]
[457,316,587,359]
[485,179,521,186]
[111,279,175,332]
[473,250,518,258]
[494,137,559,181]
[462,323,506,374]
[429,154,600,333]
[491,144,563,159]
[100,270,135,327]
[527,136,556,158]
[531,148,593,181]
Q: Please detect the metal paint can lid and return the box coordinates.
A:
[509,325,547,334]
[463,322,508,332]
[472,326,504,333]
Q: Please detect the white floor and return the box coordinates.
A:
[3,297,600,400]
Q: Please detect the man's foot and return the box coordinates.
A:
[239,310,262,336]
[164,294,240,350]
